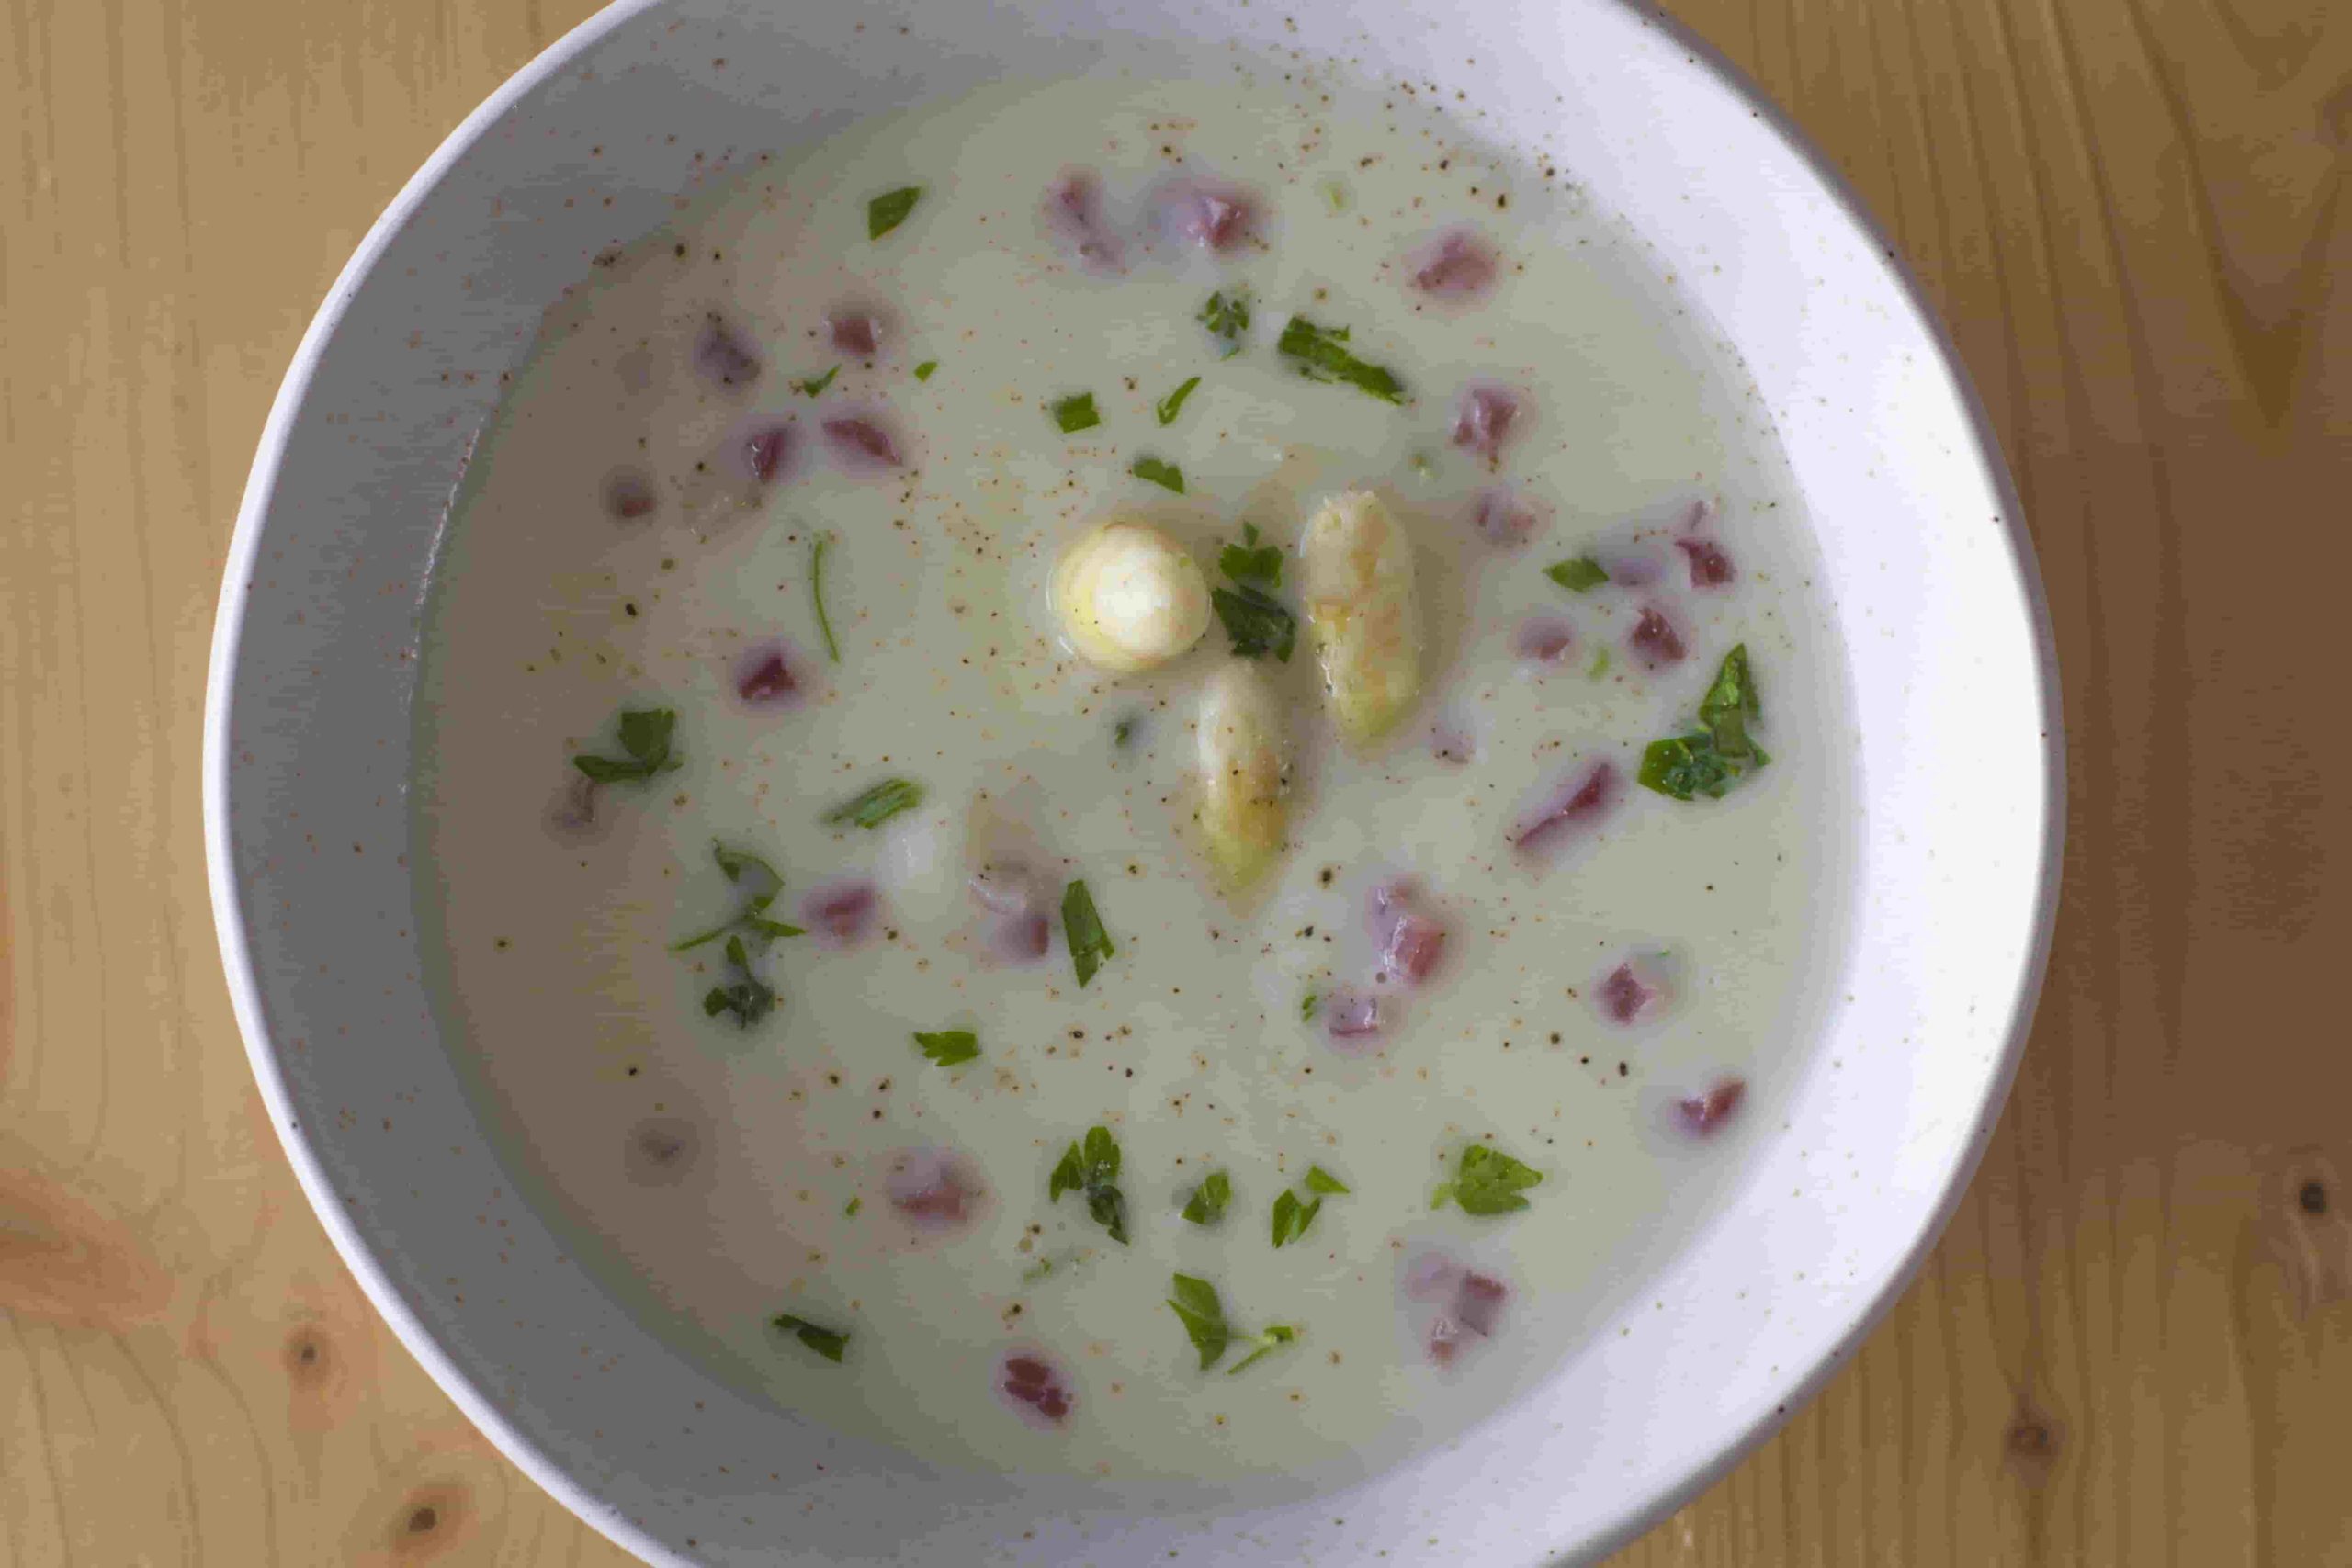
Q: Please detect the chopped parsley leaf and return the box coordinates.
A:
[1318,177,1350,213]
[1218,522,1283,587]
[1300,991,1319,1021]
[1167,1273,1230,1369]
[1227,1323,1300,1375]
[1305,1165,1351,1195]
[1276,315,1406,404]
[1211,584,1295,662]
[810,533,841,662]
[1181,1169,1232,1226]
[824,777,924,830]
[912,1029,980,1067]
[1050,391,1102,434]
[1114,716,1136,749]
[914,359,938,381]
[1156,376,1202,426]
[791,365,840,398]
[844,1196,861,1216]
[1589,647,1612,680]
[1131,456,1184,493]
[771,1312,850,1363]
[703,966,777,1029]
[572,707,682,785]
[1430,1143,1545,1216]
[866,186,922,241]
[1545,556,1610,593]
[675,841,801,1027]
[1270,1188,1323,1248]
[1048,1124,1129,1245]
[1638,644,1770,801]
[1061,879,1114,987]
[1200,289,1252,356]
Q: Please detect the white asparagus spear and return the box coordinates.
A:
[1197,660,1290,889]
[1298,489,1423,749]
[1050,520,1212,673]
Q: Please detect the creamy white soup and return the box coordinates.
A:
[413,62,1857,1489]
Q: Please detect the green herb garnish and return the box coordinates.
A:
[1156,376,1202,426]
[1166,1273,1231,1369]
[1227,1324,1300,1375]
[1131,456,1184,493]
[674,840,803,1028]
[1637,644,1770,801]
[1200,290,1252,356]
[702,945,778,1029]
[1318,177,1350,213]
[1048,1124,1129,1245]
[1114,716,1136,749]
[1181,1169,1232,1226]
[1304,1165,1350,1195]
[824,777,923,830]
[810,533,841,662]
[771,1312,850,1363]
[1300,992,1319,1021]
[571,707,682,785]
[1276,315,1406,404]
[1430,1143,1545,1216]
[791,365,841,397]
[844,1196,862,1216]
[914,360,938,381]
[1545,556,1610,593]
[1218,522,1282,586]
[866,186,922,241]
[1050,391,1102,434]
[1589,648,1612,680]
[1061,879,1114,987]
[1270,1188,1323,1248]
[913,1029,980,1067]
[1210,585,1295,662]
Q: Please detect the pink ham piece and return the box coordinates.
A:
[1404,1252,1512,1367]
[1470,487,1546,550]
[1369,881,1448,987]
[826,304,888,359]
[1044,169,1125,274]
[968,863,1053,966]
[1510,758,1622,860]
[1514,615,1575,668]
[1675,1078,1747,1137]
[821,413,903,471]
[742,422,796,484]
[886,1147,984,1234]
[605,468,658,521]
[998,1348,1076,1429]
[801,879,878,947]
[1627,605,1687,669]
[693,313,762,389]
[544,774,608,845]
[1157,178,1257,254]
[622,1117,700,1187]
[1452,384,1525,466]
[1408,227,1499,299]
[1676,536,1736,589]
[734,642,807,707]
[1598,963,1658,1024]
[1323,988,1385,1054]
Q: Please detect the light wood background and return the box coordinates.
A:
[2,0,2346,1562]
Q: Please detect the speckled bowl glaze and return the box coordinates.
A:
[205,1,2061,1562]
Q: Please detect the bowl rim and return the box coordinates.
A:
[203,2,2064,1562]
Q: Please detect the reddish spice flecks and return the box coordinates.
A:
[742,423,795,484]
[1158,178,1257,254]
[1514,615,1575,667]
[821,414,903,470]
[998,1348,1076,1429]
[605,468,658,521]
[1676,536,1736,588]
[1323,988,1385,1053]
[1471,487,1545,549]
[826,305,887,359]
[1511,758,1622,858]
[1369,881,1448,987]
[1676,1078,1747,1136]
[693,313,762,389]
[1451,384,1524,465]
[886,1148,983,1234]
[1627,605,1687,668]
[1408,227,1499,298]
[802,880,878,947]
[734,642,805,706]
[1044,169,1125,274]
[1598,962,1661,1024]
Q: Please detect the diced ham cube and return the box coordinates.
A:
[1511,759,1622,859]
[887,1147,983,1234]
[1452,384,1525,466]
[1471,487,1546,549]
[1324,989,1385,1054]
[1676,536,1736,588]
[1408,228,1499,299]
[998,1348,1077,1429]
[1514,615,1575,667]
[802,880,878,947]
[821,414,903,471]
[1369,881,1448,987]
[1159,178,1257,253]
[1044,169,1125,275]
[693,314,762,389]
[1676,1078,1747,1137]
[734,642,806,707]
[605,468,658,521]
[826,305,887,359]
[742,423,795,484]
[1627,605,1687,668]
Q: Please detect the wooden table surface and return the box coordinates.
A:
[3,0,2346,1562]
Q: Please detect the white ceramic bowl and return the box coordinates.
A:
[205,1,2061,1562]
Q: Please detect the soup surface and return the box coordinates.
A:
[413,61,1857,1488]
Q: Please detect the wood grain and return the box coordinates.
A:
[0,0,2344,1562]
